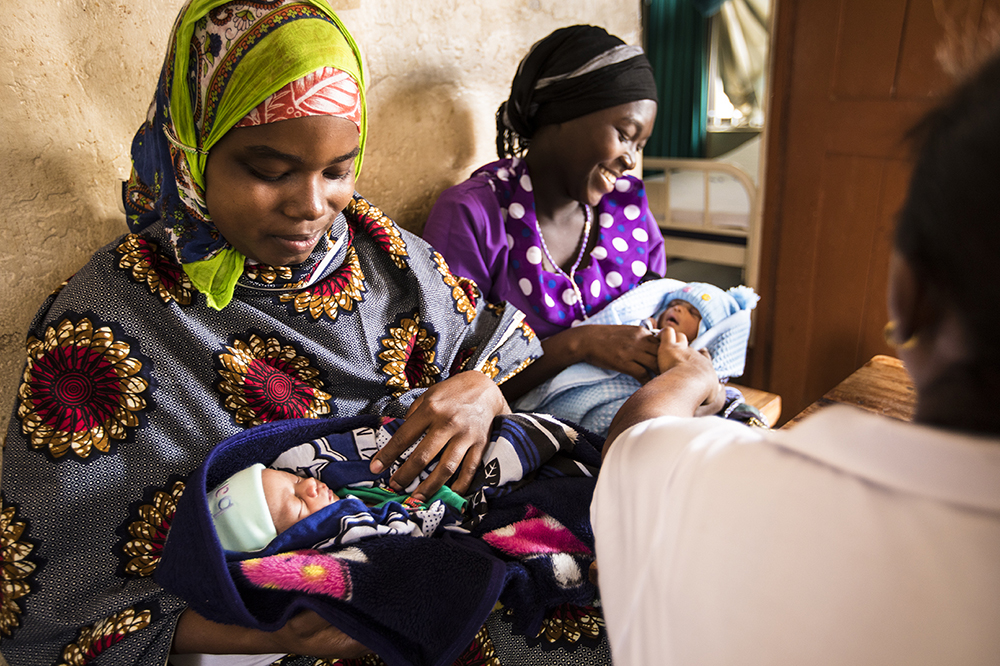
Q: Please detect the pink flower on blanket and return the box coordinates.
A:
[240,549,364,600]
[481,505,591,558]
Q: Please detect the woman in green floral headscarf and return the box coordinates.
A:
[0,0,549,662]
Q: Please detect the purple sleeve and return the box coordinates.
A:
[423,179,510,303]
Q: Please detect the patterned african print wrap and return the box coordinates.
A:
[234,66,362,130]
[123,0,367,309]
[0,194,543,665]
[497,24,658,158]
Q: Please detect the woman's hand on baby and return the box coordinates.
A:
[656,327,724,409]
[572,324,661,383]
[269,610,371,658]
[369,370,509,500]
[173,608,369,658]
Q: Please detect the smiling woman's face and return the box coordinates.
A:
[538,99,657,207]
[204,114,359,266]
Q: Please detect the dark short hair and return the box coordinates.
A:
[895,50,1000,361]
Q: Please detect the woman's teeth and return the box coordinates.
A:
[599,167,618,188]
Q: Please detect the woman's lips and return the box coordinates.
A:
[272,230,323,253]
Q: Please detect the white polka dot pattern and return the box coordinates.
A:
[460,159,662,339]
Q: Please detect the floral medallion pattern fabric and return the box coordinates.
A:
[498,357,534,386]
[2,191,540,662]
[57,606,153,666]
[349,197,408,270]
[216,333,333,427]
[245,263,294,285]
[478,354,501,382]
[17,317,152,461]
[449,347,477,376]
[121,481,185,578]
[278,244,367,322]
[115,234,194,305]
[379,313,441,396]
[0,502,36,638]
[533,603,603,646]
[433,250,479,324]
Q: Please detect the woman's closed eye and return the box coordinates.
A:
[244,158,291,182]
[323,167,353,182]
[247,167,287,182]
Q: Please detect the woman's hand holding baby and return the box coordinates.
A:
[369,370,510,500]
[571,324,661,383]
[173,609,370,659]
[604,327,725,455]
[269,610,372,658]
[656,327,725,413]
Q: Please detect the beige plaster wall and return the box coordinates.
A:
[0,2,641,437]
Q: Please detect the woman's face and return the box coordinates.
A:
[204,115,359,266]
[542,99,657,207]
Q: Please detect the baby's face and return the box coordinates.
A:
[656,299,702,340]
[260,468,339,534]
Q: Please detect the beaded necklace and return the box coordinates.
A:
[534,202,592,322]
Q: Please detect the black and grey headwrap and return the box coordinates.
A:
[496,25,659,158]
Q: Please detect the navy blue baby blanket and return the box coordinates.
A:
[157,413,602,666]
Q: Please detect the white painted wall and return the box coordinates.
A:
[0,0,642,441]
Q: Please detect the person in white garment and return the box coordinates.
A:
[591,49,1000,666]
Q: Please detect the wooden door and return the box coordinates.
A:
[749,0,998,422]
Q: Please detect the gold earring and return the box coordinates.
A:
[883,321,918,350]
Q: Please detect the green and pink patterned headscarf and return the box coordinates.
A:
[124,0,367,309]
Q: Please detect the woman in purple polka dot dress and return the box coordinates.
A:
[423,25,665,399]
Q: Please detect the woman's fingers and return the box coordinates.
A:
[273,610,370,658]
[387,419,454,496]
[369,371,505,499]
[413,429,485,498]
[369,409,430,479]
[577,325,661,376]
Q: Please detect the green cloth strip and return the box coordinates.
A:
[339,485,468,512]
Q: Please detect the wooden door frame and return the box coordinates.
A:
[746,0,796,392]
